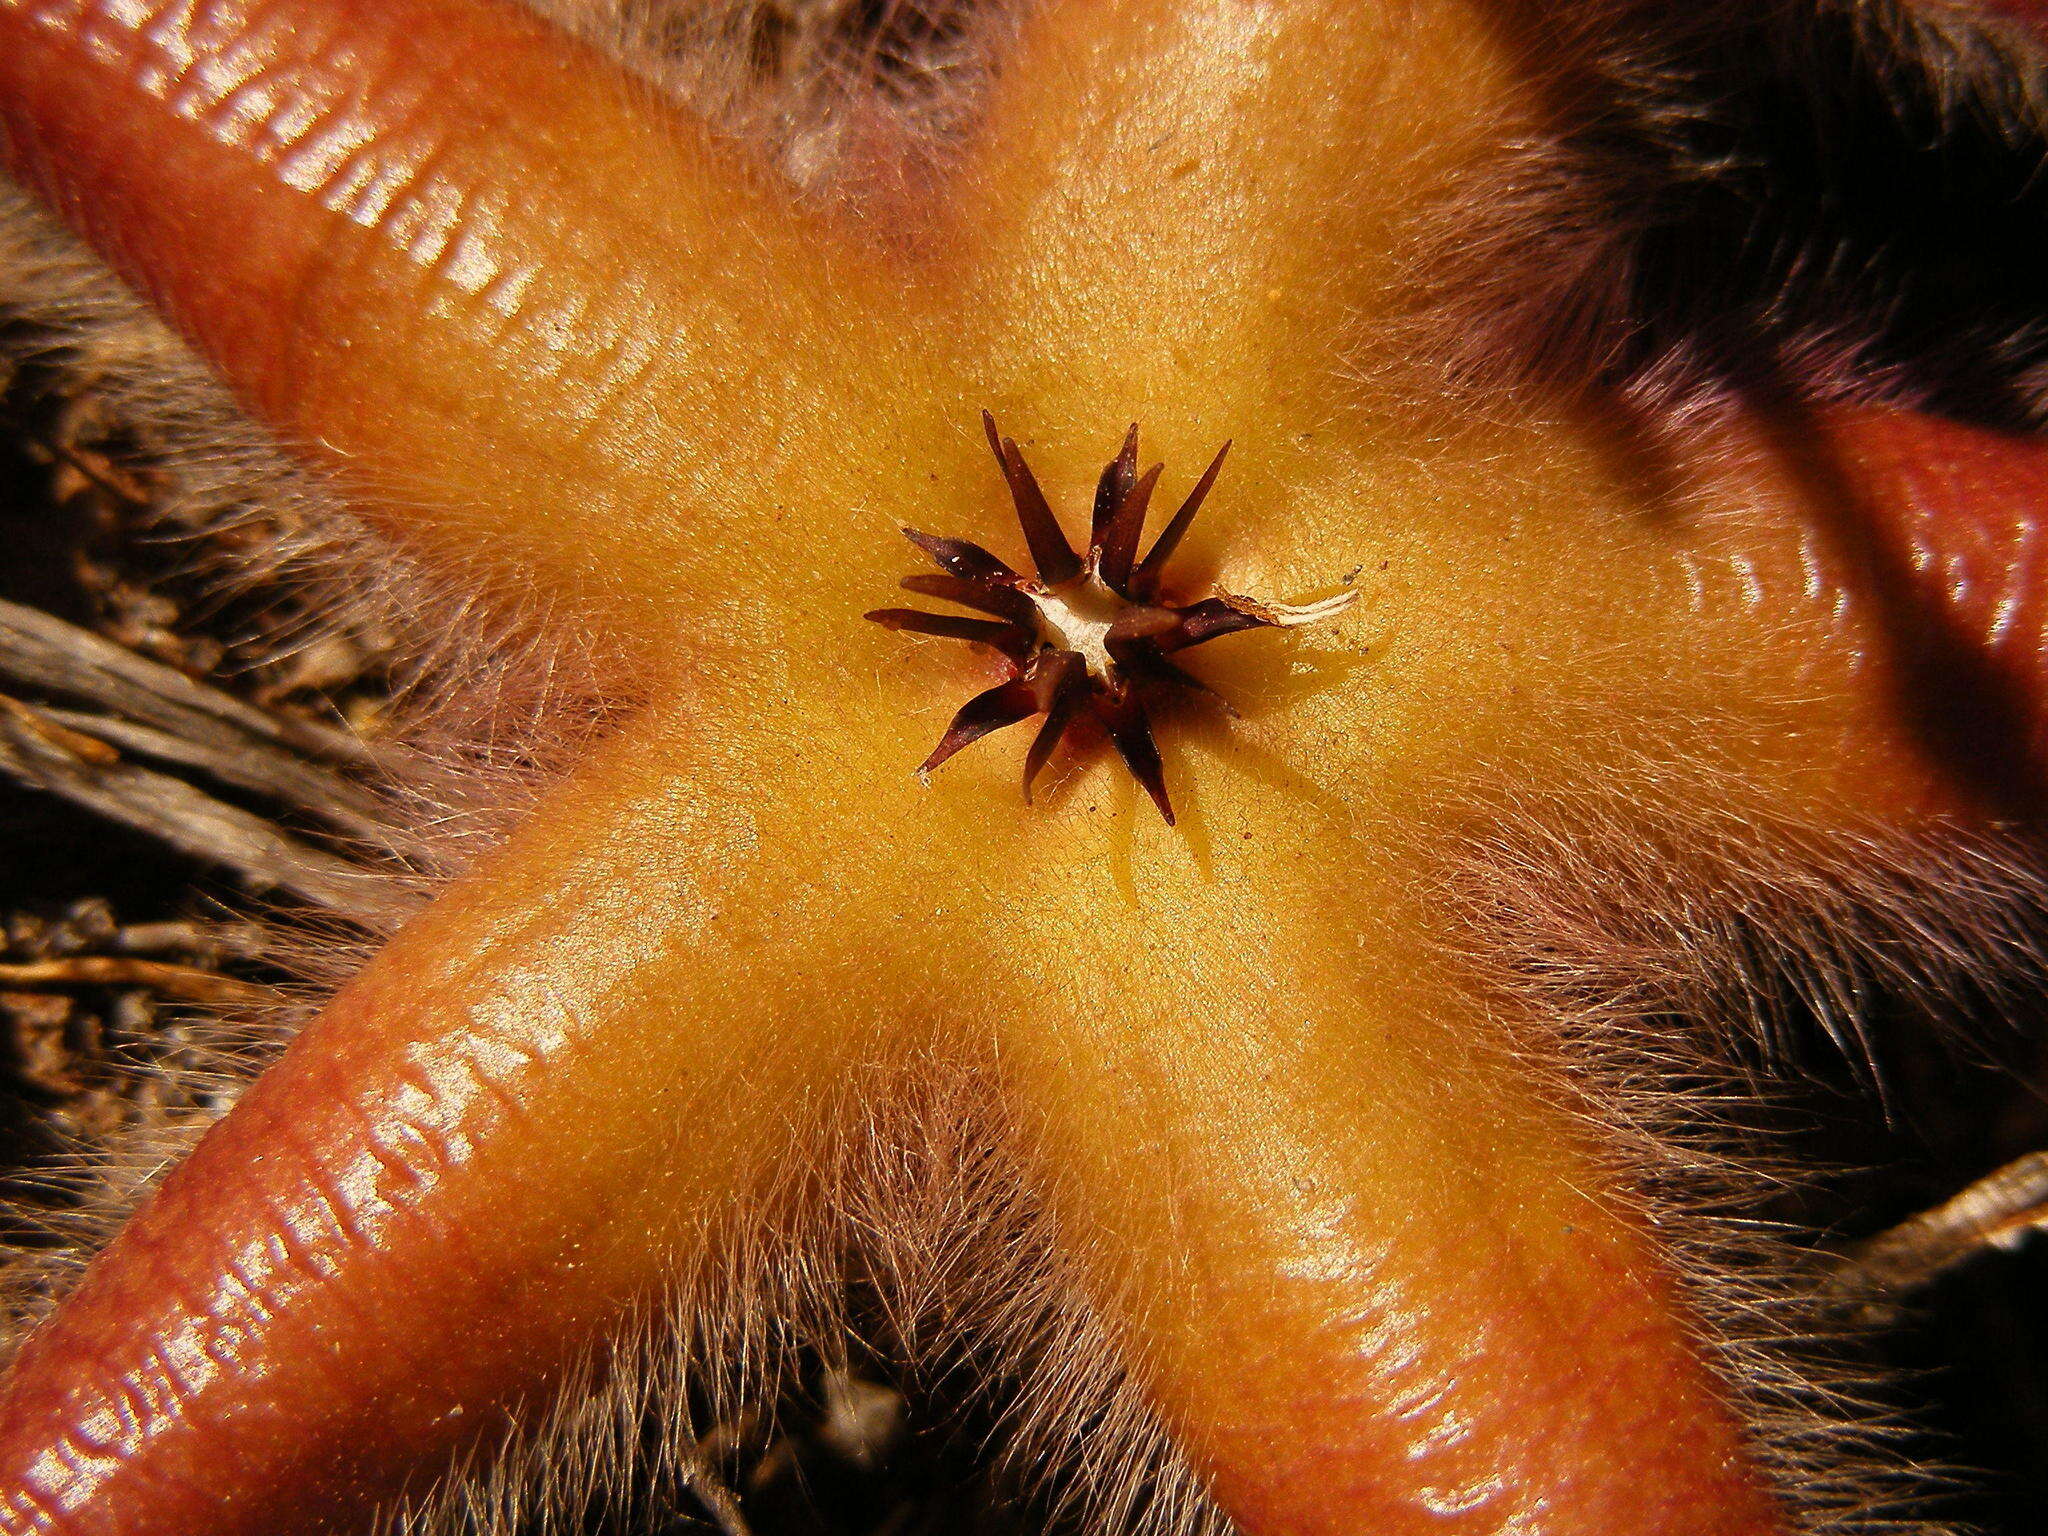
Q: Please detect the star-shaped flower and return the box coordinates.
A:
[0,0,2044,1534]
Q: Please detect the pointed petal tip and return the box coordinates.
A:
[993,434,1082,585]
[866,609,1026,649]
[1150,782,1178,825]
[1021,653,1088,805]
[900,573,1041,627]
[919,680,1043,775]
[902,528,1020,582]
[918,731,974,775]
[1105,703,1176,826]
[1098,462,1165,592]
[1134,439,1235,594]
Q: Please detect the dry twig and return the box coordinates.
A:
[0,694,415,926]
[1826,1150,2048,1316]
[0,598,372,767]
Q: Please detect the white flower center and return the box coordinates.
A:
[1027,578,1130,681]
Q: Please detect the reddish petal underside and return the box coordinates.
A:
[1818,406,2048,813]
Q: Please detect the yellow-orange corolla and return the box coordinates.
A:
[0,0,2042,1532]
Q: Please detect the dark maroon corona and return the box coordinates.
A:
[867,413,1356,823]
